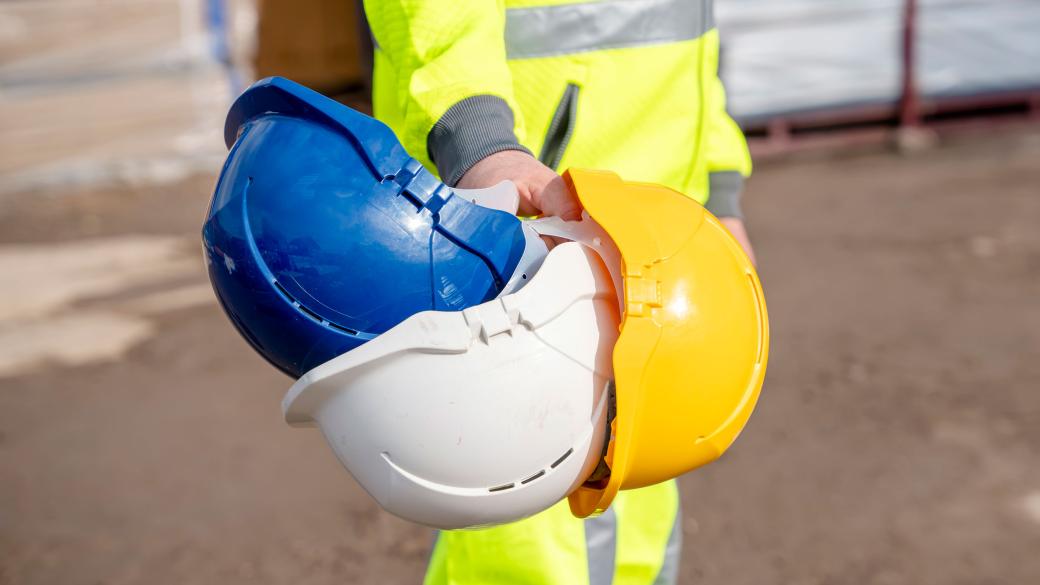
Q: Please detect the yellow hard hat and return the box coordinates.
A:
[562,169,770,518]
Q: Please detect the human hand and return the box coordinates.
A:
[456,150,582,220]
[719,216,757,265]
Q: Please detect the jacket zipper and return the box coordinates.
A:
[685,0,710,186]
[538,83,580,171]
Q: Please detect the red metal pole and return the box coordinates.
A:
[899,0,920,127]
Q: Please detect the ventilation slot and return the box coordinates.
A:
[273,280,323,323]
[550,448,573,469]
[273,279,361,335]
[520,470,545,485]
[295,303,324,323]
[327,322,360,335]
[486,448,574,493]
[272,280,295,302]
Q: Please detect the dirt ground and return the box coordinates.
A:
[1,128,1038,584]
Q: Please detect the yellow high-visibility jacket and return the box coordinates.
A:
[365,0,752,218]
[364,1,744,583]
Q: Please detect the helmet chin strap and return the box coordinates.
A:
[527,213,626,319]
[450,180,522,214]
[455,180,625,313]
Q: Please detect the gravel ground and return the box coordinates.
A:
[1,128,1038,584]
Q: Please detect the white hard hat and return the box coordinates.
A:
[282,239,619,529]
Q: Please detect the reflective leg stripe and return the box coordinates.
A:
[505,0,715,60]
[423,531,447,585]
[652,503,682,585]
[585,507,618,585]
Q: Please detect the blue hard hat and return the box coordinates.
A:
[203,77,527,378]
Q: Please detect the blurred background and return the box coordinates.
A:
[1,0,1038,583]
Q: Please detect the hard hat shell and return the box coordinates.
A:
[202,77,528,378]
[282,242,619,529]
[556,170,770,518]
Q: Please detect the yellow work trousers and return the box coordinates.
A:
[424,480,681,585]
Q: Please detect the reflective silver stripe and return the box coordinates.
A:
[505,0,715,60]
[585,507,617,585]
[653,503,683,585]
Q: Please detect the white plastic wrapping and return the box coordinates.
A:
[717,0,1040,121]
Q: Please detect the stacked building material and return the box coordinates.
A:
[0,0,254,196]
[717,0,1040,124]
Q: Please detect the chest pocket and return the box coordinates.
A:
[538,83,580,171]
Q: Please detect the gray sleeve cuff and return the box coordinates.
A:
[705,171,746,219]
[427,95,532,187]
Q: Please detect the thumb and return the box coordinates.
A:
[538,176,583,221]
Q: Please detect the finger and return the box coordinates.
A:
[514,183,542,217]
[539,177,583,220]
